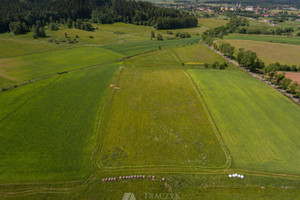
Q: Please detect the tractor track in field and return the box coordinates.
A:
[0,49,158,94]
[1,168,299,198]
[184,70,233,169]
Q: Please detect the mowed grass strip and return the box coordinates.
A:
[0,64,119,182]
[120,43,224,69]
[98,67,227,168]
[225,40,300,65]
[224,34,300,45]
[0,46,123,88]
[189,69,300,175]
[102,37,200,57]
[174,43,226,64]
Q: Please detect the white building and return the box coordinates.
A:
[245,6,254,11]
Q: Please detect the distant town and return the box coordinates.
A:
[154,1,300,23]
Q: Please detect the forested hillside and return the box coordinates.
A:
[0,0,197,34]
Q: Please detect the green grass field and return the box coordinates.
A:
[222,39,300,65]
[0,47,123,89]
[224,34,300,45]
[0,21,300,199]
[0,64,119,182]
[189,69,300,175]
[98,67,227,168]
[0,37,66,59]
[0,31,200,90]
[101,37,200,57]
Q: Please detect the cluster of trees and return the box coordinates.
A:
[91,0,197,29]
[263,65,300,98]
[202,16,248,45]
[175,32,191,38]
[165,31,191,38]
[237,48,265,72]
[214,42,235,58]
[238,27,294,36]
[266,62,300,72]
[151,31,191,41]
[0,0,197,35]
[65,19,94,31]
[8,21,29,35]
[204,61,229,69]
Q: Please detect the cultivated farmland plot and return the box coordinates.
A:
[0,64,119,182]
[189,69,300,175]
[97,67,228,169]
[0,22,299,199]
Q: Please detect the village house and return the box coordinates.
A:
[245,6,254,11]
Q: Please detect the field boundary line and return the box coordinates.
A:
[0,76,60,123]
[99,168,300,180]
[184,70,233,169]
[0,49,158,94]
[0,175,95,197]
[93,66,125,170]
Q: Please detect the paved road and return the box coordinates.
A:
[204,43,300,105]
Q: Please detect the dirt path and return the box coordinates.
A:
[204,43,300,105]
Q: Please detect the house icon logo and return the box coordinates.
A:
[122,193,136,200]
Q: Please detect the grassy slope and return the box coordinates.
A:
[174,43,225,64]
[0,64,119,182]
[0,27,200,90]
[0,37,66,59]
[98,48,227,168]
[225,40,300,65]
[0,47,122,84]
[224,34,300,45]
[189,69,300,175]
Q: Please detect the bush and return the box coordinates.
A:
[157,34,163,41]
[175,32,191,38]
[89,36,94,39]
[219,62,228,69]
[211,61,219,69]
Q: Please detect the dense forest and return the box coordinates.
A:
[0,0,198,34]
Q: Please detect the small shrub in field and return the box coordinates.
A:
[157,34,163,41]
[89,36,94,39]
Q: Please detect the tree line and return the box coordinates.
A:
[237,27,294,36]
[263,63,300,98]
[0,0,197,34]
[202,16,249,46]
